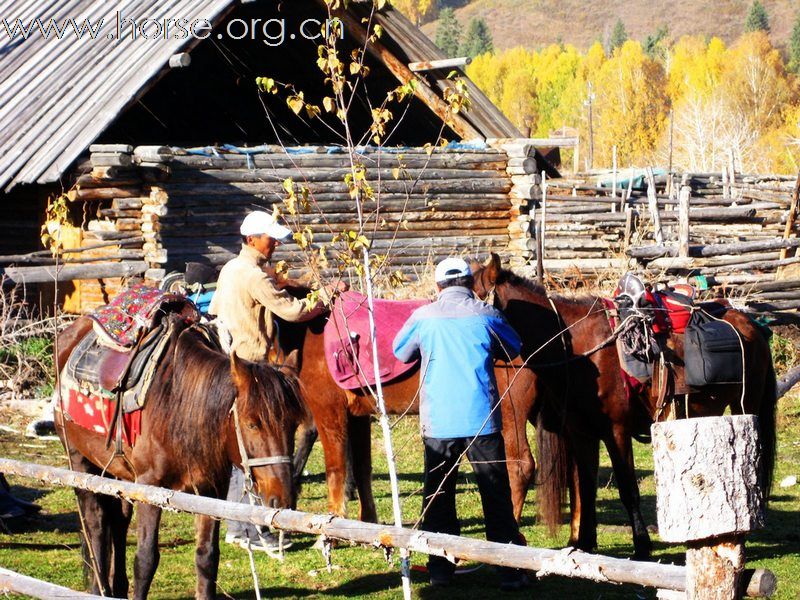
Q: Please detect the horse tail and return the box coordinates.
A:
[536,415,569,537]
[759,358,778,502]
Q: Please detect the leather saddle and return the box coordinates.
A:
[98,322,169,392]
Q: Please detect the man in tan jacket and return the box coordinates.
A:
[209,210,328,362]
[210,210,343,553]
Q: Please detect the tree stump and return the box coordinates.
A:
[651,416,765,600]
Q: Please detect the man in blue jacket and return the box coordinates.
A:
[393,257,528,591]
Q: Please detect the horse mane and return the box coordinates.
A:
[493,267,599,307]
[146,317,305,480]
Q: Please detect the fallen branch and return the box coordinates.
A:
[777,364,800,398]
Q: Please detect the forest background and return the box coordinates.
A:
[393,0,800,174]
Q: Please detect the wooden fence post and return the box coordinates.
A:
[646,167,664,245]
[678,186,691,258]
[651,415,766,600]
[779,172,800,261]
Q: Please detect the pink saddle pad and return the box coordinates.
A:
[324,291,427,390]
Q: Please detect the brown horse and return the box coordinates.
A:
[471,253,778,559]
[55,315,305,599]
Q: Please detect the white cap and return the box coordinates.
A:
[240,211,292,241]
[434,257,471,283]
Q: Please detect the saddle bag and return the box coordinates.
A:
[684,310,743,387]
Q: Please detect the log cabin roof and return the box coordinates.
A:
[0,0,522,192]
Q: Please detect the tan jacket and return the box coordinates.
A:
[209,244,323,362]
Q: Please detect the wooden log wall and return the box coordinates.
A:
[60,145,167,311]
[155,145,515,281]
[528,172,800,316]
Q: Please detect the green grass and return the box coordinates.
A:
[0,336,55,398]
[0,392,798,599]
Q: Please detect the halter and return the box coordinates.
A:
[230,397,292,563]
[230,398,292,492]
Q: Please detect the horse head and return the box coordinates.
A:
[228,352,306,509]
[471,253,505,307]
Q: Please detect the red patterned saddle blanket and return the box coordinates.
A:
[89,284,196,349]
[324,291,428,390]
[59,331,143,446]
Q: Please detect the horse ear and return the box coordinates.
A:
[229,352,249,390]
[468,257,482,274]
[283,349,300,372]
[484,252,501,284]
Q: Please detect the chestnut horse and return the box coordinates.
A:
[55,315,305,599]
[471,254,778,559]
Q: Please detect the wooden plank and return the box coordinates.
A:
[408,57,471,72]
[337,11,482,141]
[678,186,691,258]
[3,261,148,284]
[5,0,239,188]
[365,5,519,138]
[0,567,114,600]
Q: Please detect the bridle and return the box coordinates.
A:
[230,397,292,493]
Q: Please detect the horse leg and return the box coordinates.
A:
[292,421,318,489]
[501,406,534,523]
[66,451,113,595]
[348,414,377,522]
[315,406,349,516]
[132,503,162,600]
[345,436,358,502]
[109,498,133,597]
[604,425,652,559]
[567,433,599,553]
[75,488,113,595]
[194,513,220,600]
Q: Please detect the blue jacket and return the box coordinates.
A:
[392,286,521,439]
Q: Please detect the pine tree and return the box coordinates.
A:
[460,18,494,58]
[789,13,800,73]
[435,8,462,58]
[610,19,628,51]
[644,25,669,60]
[745,0,770,33]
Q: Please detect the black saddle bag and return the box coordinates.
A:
[684,310,743,387]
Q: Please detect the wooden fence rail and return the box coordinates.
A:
[0,458,776,598]
[0,566,111,599]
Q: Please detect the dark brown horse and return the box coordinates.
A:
[471,253,778,559]
[55,315,305,599]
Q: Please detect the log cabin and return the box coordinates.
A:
[0,0,557,311]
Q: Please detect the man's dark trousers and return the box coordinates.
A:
[421,431,522,580]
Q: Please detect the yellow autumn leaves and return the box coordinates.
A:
[467,32,800,173]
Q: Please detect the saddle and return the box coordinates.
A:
[609,273,742,393]
[89,285,199,393]
[324,291,428,390]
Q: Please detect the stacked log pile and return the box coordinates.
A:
[159,146,514,279]
[0,145,173,310]
[534,172,800,314]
